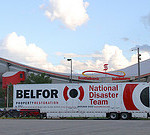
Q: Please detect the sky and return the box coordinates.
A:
[0,0,150,74]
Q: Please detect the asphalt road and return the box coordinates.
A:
[0,119,149,135]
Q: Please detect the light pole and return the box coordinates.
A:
[131,47,141,82]
[137,48,141,82]
[67,59,72,83]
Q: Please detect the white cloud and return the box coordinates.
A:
[60,45,131,71]
[0,32,69,73]
[1,33,150,74]
[59,52,102,59]
[130,44,150,65]
[130,51,150,64]
[1,32,48,66]
[101,45,130,70]
[61,44,150,72]
[41,0,89,30]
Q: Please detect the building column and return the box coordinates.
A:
[6,63,11,71]
[25,69,29,79]
[146,76,150,83]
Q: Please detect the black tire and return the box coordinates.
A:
[110,112,119,120]
[40,113,43,119]
[121,113,130,120]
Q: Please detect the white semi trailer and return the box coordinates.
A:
[13,82,150,120]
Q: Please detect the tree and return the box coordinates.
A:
[24,73,52,84]
[0,84,13,108]
[0,87,6,107]
[0,73,52,108]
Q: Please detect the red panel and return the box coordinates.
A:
[123,84,139,110]
[2,71,25,89]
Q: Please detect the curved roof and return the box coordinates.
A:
[0,57,70,80]
[0,57,150,82]
[116,59,150,79]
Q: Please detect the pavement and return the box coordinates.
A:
[0,119,149,135]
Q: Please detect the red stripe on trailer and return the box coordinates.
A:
[63,86,69,101]
[78,86,84,101]
[123,84,139,110]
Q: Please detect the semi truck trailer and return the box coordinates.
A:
[13,82,150,120]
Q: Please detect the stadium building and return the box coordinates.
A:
[0,57,150,88]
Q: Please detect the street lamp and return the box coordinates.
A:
[137,48,141,82]
[132,47,141,82]
[67,59,72,83]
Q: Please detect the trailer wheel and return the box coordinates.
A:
[40,114,43,119]
[121,113,130,120]
[110,113,119,120]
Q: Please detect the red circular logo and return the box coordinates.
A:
[63,86,84,101]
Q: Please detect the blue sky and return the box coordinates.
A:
[0,0,150,74]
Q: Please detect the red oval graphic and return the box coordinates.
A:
[123,84,139,110]
[78,86,84,101]
[63,86,69,101]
